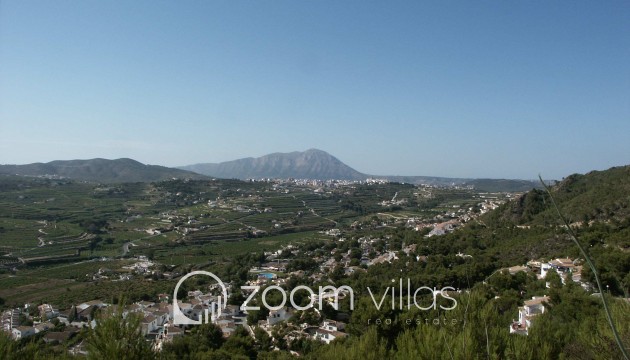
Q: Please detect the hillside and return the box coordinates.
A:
[0,164,628,359]
[180,149,367,180]
[0,158,207,183]
[486,165,630,226]
[438,164,630,278]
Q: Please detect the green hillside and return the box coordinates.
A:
[487,165,630,226]
[0,158,207,183]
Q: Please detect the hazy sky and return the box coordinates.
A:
[1,1,628,179]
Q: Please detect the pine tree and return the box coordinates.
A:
[86,302,154,360]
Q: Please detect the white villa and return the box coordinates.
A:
[313,320,348,344]
[510,295,550,335]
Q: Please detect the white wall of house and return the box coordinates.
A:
[267,308,290,326]
[12,327,35,340]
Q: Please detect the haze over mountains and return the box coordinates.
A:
[1,149,541,191]
[180,149,540,191]
[179,149,365,181]
[0,158,206,183]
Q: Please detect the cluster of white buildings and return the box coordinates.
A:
[538,258,590,290]
[121,256,155,274]
[1,308,20,336]
[2,304,61,341]
[508,257,593,336]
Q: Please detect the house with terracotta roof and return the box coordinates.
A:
[510,295,550,335]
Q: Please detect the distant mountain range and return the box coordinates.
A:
[0,150,541,191]
[0,158,206,183]
[180,149,540,192]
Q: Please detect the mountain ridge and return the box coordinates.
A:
[179,148,367,181]
[179,149,541,191]
[485,165,630,226]
[0,150,542,191]
[0,158,207,183]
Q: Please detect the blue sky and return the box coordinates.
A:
[1,1,628,179]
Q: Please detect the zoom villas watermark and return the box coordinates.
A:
[172,271,458,325]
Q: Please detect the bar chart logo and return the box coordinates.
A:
[172,270,228,325]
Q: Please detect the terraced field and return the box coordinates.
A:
[0,175,482,308]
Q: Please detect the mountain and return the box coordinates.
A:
[0,158,207,183]
[180,149,540,191]
[179,149,367,181]
[1,151,543,189]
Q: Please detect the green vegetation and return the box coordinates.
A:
[540,175,628,358]
[87,301,154,360]
[1,166,629,359]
